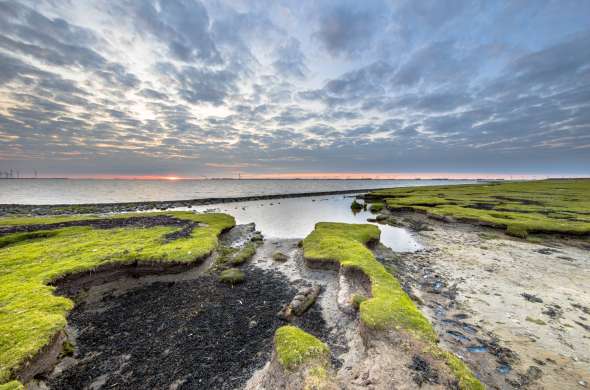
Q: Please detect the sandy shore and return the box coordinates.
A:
[387,211,590,389]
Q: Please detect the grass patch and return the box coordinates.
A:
[219,268,245,284]
[0,381,23,390]
[0,231,59,249]
[350,200,363,211]
[303,222,483,390]
[368,179,590,237]
[351,294,367,309]
[274,325,330,371]
[0,211,234,386]
[369,203,384,213]
[303,222,435,340]
[0,215,101,227]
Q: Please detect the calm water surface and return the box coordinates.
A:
[185,195,423,252]
[1,179,476,205]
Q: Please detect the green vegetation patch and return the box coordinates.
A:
[368,203,384,213]
[274,325,330,371]
[214,242,258,270]
[0,381,24,390]
[303,222,482,390]
[0,211,234,385]
[0,214,102,227]
[350,200,363,211]
[368,179,590,237]
[303,222,435,340]
[272,251,289,262]
[219,268,245,284]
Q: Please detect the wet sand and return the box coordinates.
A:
[385,211,590,389]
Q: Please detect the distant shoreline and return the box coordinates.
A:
[0,188,388,215]
[0,177,497,181]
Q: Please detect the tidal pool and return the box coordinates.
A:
[186,195,422,252]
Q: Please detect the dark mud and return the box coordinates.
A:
[0,215,198,237]
[46,266,328,390]
[0,188,384,217]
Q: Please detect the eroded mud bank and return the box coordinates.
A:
[27,225,329,390]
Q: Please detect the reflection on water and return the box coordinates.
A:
[1,179,476,205]
[187,195,422,252]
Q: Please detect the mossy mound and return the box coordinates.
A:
[369,203,384,213]
[0,211,235,386]
[303,222,435,340]
[219,268,245,284]
[0,381,24,390]
[368,179,590,237]
[350,200,363,211]
[274,325,330,371]
[215,242,258,269]
[302,222,483,390]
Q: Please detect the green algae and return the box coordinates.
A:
[0,211,234,385]
[368,179,590,237]
[302,222,483,390]
[274,325,330,371]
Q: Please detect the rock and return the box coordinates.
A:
[251,233,264,242]
[521,292,543,303]
[272,252,289,262]
[279,285,322,319]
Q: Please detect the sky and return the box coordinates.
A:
[0,0,589,179]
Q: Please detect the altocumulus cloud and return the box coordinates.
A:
[0,0,589,177]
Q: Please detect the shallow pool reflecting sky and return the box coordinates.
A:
[186,195,422,252]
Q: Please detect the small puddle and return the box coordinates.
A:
[447,330,471,342]
[467,345,488,353]
[497,364,512,374]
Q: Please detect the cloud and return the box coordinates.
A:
[272,38,308,79]
[312,0,390,58]
[131,0,221,64]
[0,1,588,176]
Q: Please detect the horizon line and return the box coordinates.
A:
[3,172,589,181]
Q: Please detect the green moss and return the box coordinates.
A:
[303,222,483,390]
[229,242,257,266]
[59,340,75,358]
[0,231,59,249]
[350,200,363,211]
[219,268,245,284]
[506,224,528,238]
[369,179,590,236]
[0,214,101,226]
[433,348,485,390]
[369,203,384,213]
[272,251,289,262]
[0,381,24,390]
[0,211,234,385]
[274,325,330,371]
[351,294,367,309]
[303,222,436,341]
[213,242,258,270]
